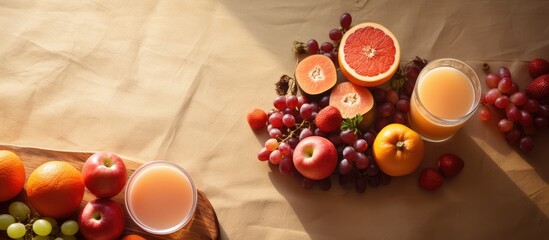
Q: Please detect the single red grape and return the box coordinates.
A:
[505,104,520,122]
[385,89,399,105]
[485,73,501,88]
[405,65,421,82]
[498,66,511,78]
[396,99,410,113]
[498,119,514,133]
[505,128,521,145]
[523,99,540,113]
[534,117,548,128]
[307,39,319,54]
[340,13,352,30]
[509,91,527,106]
[519,110,533,126]
[494,95,510,109]
[329,28,343,41]
[479,105,492,121]
[485,88,501,104]
[378,102,395,118]
[320,42,335,53]
[519,136,534,152]
[498,77,513,94]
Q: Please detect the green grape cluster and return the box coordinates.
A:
[0,201,79,240]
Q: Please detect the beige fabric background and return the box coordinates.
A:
[1,0,549,239]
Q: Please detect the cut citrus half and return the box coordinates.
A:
[295,54,337,95]
[329,82,375,130]
[338,22,401,87]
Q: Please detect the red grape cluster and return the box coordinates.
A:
[256,94,392,192]
[371,57,427,132]
[335,127,391,193]
[294,13,353,66]
[479,66,548,152]
[256,58,427,193]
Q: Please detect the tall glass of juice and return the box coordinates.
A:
[125,161,197,235]
[408,58,481,142]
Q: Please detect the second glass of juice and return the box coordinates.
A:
[125,161,197,235]
[408,58,481,142]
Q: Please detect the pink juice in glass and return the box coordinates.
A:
[125,161,197,235]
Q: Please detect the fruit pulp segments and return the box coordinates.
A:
[344,27,396,76]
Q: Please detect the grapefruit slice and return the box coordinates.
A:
[295,54,337,95]
[329,82,375,130]
[338,22,401,87]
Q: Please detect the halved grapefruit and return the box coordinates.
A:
[338,22,401,87]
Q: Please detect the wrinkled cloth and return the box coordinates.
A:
[1,0,548,239]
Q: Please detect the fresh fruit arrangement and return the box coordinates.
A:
[249,13,437,193]
[248,12,547,193]
[0,150,135,240]
[479,59,549,152]
[255,88,424,192]
[293,14,401,87]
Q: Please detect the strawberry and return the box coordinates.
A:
[315,106,343,132]
[247,108,268,130]
[528,58,549,79]
[437,153,464,178]
[418,168,444,191]
[525,74,549,101]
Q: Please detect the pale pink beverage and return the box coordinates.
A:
[126,161,197,235]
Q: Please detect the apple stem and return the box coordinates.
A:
[103,158,112,167]
[396,141,405,151]
[93,212,102,221]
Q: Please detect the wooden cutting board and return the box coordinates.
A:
[0,145,220,240]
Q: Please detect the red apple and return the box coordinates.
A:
[293,136,338,180]
[78,198,125,240]
[82,152,128,198]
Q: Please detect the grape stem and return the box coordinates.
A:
[482,63,490,73]
[279,120,313,143]
[24,216,38,240]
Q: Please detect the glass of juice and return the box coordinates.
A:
[408,58,481,142]
[125,161,197,235]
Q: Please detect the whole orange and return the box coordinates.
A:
[372,123,425,176]
[121,234,147,240]
[26,161,85,218]
[0,150,26,202]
